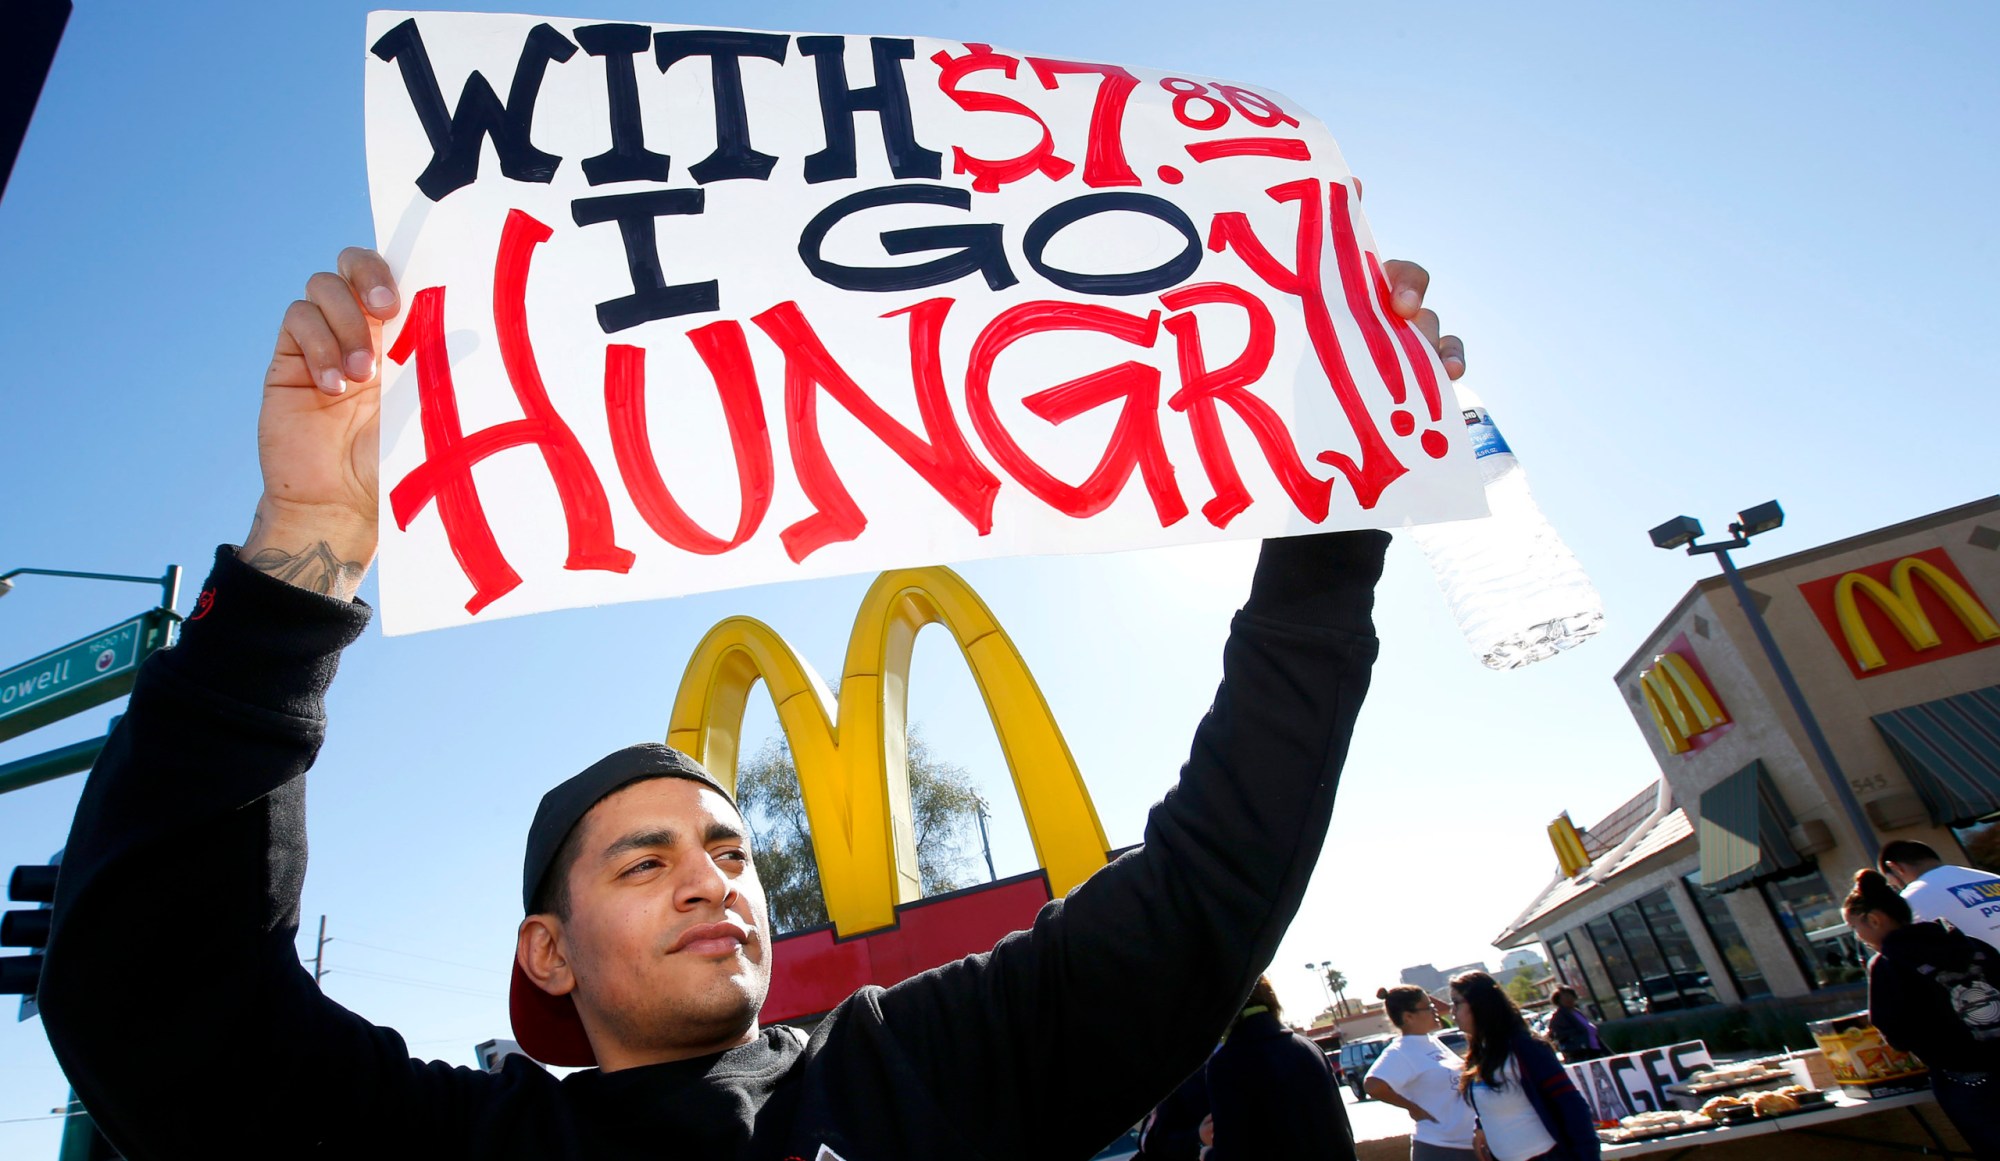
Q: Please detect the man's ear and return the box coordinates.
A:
[518,915,576,997]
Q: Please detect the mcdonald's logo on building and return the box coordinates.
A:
[1799,548,2000,679]
[668,565,1112,1021]
[1636,635,1733,755]
[1548,813,1591,878]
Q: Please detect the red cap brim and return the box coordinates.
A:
[510,960,598,1067]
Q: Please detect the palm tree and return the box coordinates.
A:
[1324,967,1350,1016]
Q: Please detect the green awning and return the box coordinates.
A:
[1873,684,2000,828]
[1698,760,1808,892]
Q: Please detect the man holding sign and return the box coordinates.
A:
[42,13,1469,1161]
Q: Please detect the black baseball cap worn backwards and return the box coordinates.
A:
[510,742,737,1068]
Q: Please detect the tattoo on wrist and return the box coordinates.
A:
[241,542,367,597]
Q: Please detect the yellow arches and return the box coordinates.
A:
[1548,813,1591,878]
[1833,557,2000,672]
[668,566,1109,937]
[1639,652,1730,755]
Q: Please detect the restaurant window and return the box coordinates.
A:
[1548,933,1615,1021]
[1953,813,2000,875]
[1608,900,1679,1013]
[1597,891,1719,1015]
[1683,873,1771,998]
[1636,889,1719,1009]
[1583,915,1641,1018]
[1760,869,1866,988]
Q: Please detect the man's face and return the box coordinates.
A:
[556,778,770,1060]
[1881,861,1915,890]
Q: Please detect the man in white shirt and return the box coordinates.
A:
[1881,839,2000,948]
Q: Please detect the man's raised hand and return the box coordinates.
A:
[1381,259,1466,381]
[241,247,397,599]
[1354,176,1465,380]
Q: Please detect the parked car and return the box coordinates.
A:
[1308,1027,1345,1089]
[1338,1034,1397,1100]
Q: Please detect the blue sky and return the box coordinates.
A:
[2,1,1995,1152]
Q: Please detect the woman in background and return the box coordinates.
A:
[1450,970,1599,1161]
[1844,869,2000,1160]
[1545,987,1606,1063]
[1365,985,1478,1160]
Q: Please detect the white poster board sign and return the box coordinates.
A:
[1565,1040,1714,1122]
[364,11,1484,633]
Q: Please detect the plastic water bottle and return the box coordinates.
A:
[1412,384,1604,669]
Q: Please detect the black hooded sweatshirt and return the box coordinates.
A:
[1204,1008,1350,1160]
[40,531,1386,1161]
[1868,920,2000,1073]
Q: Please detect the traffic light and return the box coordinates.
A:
[2,857,59,1012]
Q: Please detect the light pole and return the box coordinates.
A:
[1306,960,1334,1015]
[0,565,182,613]
[1648,501,1879,864]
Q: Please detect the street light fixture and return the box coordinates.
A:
[0,565,181,613]
[1736,501,1785,538]
[1647,500,1877,863]
[1647,515,1704,552]
[1306,961,1334,1015]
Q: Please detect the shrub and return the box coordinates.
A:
[1595,986,1867,1055]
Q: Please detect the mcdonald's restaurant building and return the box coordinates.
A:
[1497,496,2000,1028]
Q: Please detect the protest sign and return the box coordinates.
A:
[1565,1040,1714,1122]
[364,11,1485,633]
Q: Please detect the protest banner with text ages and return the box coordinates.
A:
[364,11,1485,634]
[1565,1041,1715,1123]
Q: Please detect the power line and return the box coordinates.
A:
[322,966,503,1000]
[330,936,505,976]
[325,968,502,999]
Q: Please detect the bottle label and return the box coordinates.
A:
[1462,407,1512,459]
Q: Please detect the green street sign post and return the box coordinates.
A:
[0,730,114,798]
[0,610,174,746]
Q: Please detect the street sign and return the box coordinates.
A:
[0,610,174,744]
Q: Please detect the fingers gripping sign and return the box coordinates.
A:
[246,248,401,597]
[269,248,399,398]
[1380,258,1465,381]
[1354,181,1466,380]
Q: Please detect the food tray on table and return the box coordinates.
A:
[1663,1062,1807,1110]
[1667,1064,1798,1096]
[1694,1086,1832,1124]
[1597,1112,1716,1144]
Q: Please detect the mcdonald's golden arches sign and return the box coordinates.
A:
[668,565,1113,1021]
[1799,548,2000,679]
[1636,634,1733,755]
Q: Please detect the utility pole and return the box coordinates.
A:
[974,800,997,883]
[312,915,329,986]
